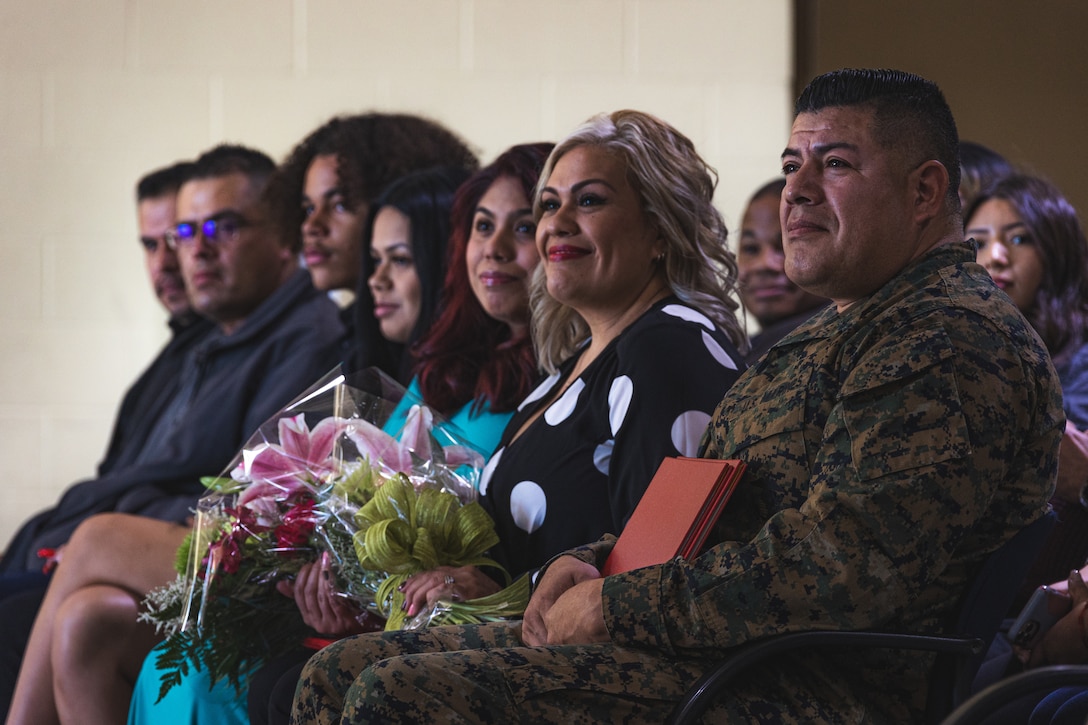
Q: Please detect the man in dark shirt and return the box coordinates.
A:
[0,144,347,714]
[96,162,215,478]
[2,144,345,577]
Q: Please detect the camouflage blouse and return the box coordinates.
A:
[585,241,1065,721]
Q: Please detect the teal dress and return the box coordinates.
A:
[126,380,513,725]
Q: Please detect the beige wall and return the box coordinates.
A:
[794,0,1088,221]
[0,1,793,547]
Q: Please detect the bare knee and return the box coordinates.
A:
[51,585,159,724]
[65,513,146,561]
[59,514,186,591]
[52,585,141,672]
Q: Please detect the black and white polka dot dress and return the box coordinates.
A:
[479,296,745,579]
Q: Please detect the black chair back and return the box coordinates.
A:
[928,510,1058,719]
[667,511,1057,725]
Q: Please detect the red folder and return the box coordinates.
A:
[601,456,745,576]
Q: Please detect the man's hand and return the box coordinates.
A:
[540,578,609,645]
[1055,422,1088,504]
[522,555,601,646]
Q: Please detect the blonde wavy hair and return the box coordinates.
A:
[530,109,745,372]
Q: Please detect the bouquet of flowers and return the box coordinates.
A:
[140,367,522,698]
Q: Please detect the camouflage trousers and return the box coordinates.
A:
[290,621,871,724]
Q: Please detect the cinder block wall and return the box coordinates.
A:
[0,0,792,547]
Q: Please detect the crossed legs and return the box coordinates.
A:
[5,513,187,725]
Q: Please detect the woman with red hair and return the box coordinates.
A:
[404,142,554,449]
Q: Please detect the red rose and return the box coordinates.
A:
[276,513,315,548]
[216,535,243,575]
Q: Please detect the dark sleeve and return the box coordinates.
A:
[9,299,345,568]
[97,318,214,475]
[237,332,345,440]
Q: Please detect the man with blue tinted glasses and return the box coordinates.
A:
[0,145,347,711]
[167,152,295,336]
[0,144,346,579]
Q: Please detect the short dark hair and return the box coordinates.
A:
[189,144,276,186]
[966,174,1088,359]
[748,178,786,206]
[136,160,195,201]
[795,68,961,210]
[959,141,1014,210]
[181,144,280,245]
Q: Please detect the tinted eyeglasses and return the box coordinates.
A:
[165,212,252,250]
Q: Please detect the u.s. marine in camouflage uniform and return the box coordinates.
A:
[291,70,1064,724]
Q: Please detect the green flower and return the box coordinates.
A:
[351,475,504,629]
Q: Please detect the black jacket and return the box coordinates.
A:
[1,270,346,572]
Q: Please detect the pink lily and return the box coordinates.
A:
[345,405,484,474]
[399,404,434,461]
[236,414,349,505]
[443,445,485,469]
[344,419,414,474]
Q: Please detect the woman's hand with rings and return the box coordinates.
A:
[398,565,503,618]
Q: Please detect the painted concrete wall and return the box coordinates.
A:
[0,0,793,546]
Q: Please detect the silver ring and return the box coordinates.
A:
[444,575,455,586]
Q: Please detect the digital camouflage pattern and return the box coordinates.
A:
[293,242,1063,724]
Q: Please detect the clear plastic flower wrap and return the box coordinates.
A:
[140,366,489,698]
[404,572,532,630]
